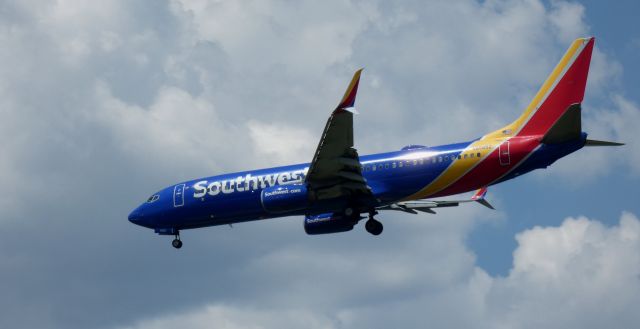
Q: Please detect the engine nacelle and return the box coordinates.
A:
[304,213,356,235]
[260,184,309,213]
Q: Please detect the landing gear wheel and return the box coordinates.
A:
[365,219,383,236]
[172,232,182,249]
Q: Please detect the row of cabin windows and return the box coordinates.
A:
[363,152,483,172]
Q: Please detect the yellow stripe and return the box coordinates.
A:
[404,139,499,200]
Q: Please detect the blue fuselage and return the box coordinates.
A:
[128,135,586,234]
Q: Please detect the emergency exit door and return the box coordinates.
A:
[499,141,511,166]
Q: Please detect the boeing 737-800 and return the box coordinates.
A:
[129,37,622,249]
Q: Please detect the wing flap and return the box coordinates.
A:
[337,171,367,184]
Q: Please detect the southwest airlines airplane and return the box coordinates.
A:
[129,37,622,249]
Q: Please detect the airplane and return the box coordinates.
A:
[129,37,623,249]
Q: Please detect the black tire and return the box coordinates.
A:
[365,219,383,236]
[172,239,183,249]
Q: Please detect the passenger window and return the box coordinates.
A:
[385,163,389,169]
[458,155,462,160]
[392,162,397,168]
[464,154,468,159]
[477,152,481,157]
[438,156,442,162]
[470,153,474,158]
[419,159,424,165]
[399,162,403,168]
[432,157,437,163]
[379,164,383,170]
[372,165,377,171]
[413,160,418,166]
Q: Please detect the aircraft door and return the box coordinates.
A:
[173,184,185,207]
[499,141,511,166]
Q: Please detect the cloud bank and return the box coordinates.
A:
[120,212,640,329]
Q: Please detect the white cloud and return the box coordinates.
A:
[93,82,246,175]
[119,305,335,329]
[593,95,640,174]
[484,212,640,329]
[171,0,371,75]
[247,121,316,165]
[548,0,588,43]
[586,47,623,96]
[116,212,640,329]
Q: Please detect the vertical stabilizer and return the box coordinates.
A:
[487,37,594,139]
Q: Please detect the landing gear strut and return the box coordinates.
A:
[365,211,383,236]
[172,232,183,249]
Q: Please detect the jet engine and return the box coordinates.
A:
[304,212,356,235]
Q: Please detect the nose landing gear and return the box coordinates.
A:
[365,211,383,236]
[172,232,183,249]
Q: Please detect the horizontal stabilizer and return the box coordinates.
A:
[471,187,495,210]
[475,198,495,210]
[378,187,494,214]
[585,139,625,147]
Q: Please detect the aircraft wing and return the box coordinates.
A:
[305,69,372,201]
[378,187,495,214]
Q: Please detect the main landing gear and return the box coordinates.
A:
[172,232,183,249]
[365,211,383,236]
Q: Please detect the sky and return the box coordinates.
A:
[0,0,639,328]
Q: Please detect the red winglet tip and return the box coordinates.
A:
[471,187,488,201]
[335,69,363,112]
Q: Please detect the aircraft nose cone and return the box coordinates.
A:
[128,207,145,226]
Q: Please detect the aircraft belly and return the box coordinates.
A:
[494,137,585,184]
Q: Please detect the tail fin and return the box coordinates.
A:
[489,37,595,138]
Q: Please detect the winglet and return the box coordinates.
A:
[471,187,495,210]
[335,69,363,113]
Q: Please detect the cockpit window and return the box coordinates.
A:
[146,195,160,203]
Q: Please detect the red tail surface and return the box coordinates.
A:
[489,37,594,139]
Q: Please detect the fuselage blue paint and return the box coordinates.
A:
[128,137,584,233]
